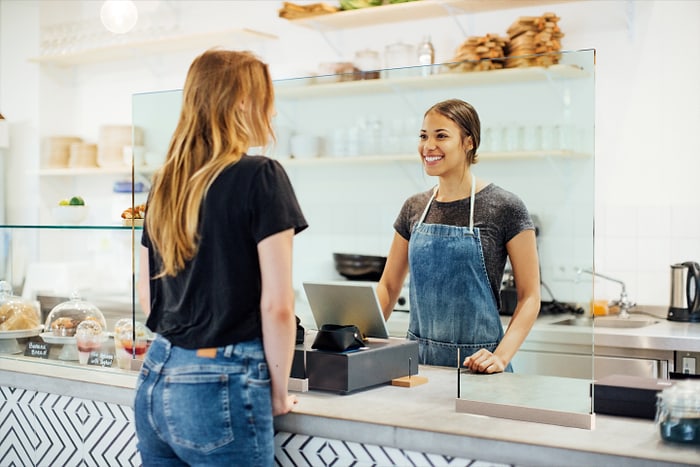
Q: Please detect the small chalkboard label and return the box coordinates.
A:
[24,340,50,359]
[87,352,114,368]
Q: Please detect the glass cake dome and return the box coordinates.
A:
[44,291,106,337]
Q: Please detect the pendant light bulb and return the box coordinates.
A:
[100,0,138,34]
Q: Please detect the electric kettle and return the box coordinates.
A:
[668,261,700,322]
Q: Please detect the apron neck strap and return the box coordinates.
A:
[417,174,477,230]
[417,186,438,225]
[468,174,475,232]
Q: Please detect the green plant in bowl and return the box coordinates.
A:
[53,196,88,224]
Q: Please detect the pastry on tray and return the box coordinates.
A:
[0,301,41,331]
[121,203,146,220]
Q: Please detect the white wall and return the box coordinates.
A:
[1,0,699,307]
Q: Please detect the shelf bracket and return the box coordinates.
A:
[437,1,470,38]
[305,21,344,59]
[625,0,636,42]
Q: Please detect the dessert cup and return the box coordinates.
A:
[75,320,103,364]
[114,318,150,370]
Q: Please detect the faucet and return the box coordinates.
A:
[577,268,636,319]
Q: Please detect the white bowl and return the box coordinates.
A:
[52,205,88,225]
[290,135,322,159]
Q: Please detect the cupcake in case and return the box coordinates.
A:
[51,317,78,336]
[75,320,104,364]
[114,318,151,370]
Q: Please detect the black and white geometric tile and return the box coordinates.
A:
[274,432,514,467]
[1,385,512,467]
[0,386,140,467]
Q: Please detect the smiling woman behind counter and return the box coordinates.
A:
[376,98,540,373]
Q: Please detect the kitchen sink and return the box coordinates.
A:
[551,317,660,328]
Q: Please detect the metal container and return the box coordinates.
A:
[333,253,386,282]
[668,262,700,322]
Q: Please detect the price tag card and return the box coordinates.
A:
[87,352,114,368]
[24,340,50,359]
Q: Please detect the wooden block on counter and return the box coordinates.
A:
[391,375,428,388]
[288,377,309,393]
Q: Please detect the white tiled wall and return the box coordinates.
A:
[285,162,429,293]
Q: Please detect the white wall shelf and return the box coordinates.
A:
[38,166,155,177]
[29,28,278,66]
[35,150,589,176]
[275,64,588,99]
[286,0,575,31]
[0,223,139,230]
[276,150,589,166]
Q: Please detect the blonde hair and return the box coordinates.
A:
[146,49,275,277]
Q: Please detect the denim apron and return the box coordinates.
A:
[407,175,508,369]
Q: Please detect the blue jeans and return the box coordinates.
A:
[134,335,273,467]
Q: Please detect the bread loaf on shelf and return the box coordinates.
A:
[448,12,565,72]
[448,33,509,72]
[505,12,564,68]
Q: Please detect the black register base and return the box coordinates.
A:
[291,336,419,394]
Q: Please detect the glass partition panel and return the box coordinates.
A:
[452,49,595,427]
[130,49,595,423]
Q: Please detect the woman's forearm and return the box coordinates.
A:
[258,229,297,415]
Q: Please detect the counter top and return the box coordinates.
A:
[525,308,700,352]
[2,301,699,465]
[277,365,700,466]
[1,346,699,465]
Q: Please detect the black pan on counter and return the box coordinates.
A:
[333,253,387,282]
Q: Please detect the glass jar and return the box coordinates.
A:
[656,380,700,445]
[44,291,106,337]
[353,49,381,80]
[384,41,416,78]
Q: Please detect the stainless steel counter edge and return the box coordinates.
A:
[519,311,700,352]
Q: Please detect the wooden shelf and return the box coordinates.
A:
[29,28,277,66]
[287,0,575,31]
[275,64,589,99]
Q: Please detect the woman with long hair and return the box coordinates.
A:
[134,49,307,466]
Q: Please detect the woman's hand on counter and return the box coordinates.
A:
[463,349,507,373]
[273,394,299,416]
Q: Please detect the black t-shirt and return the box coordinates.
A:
[141,155,308,349]
[394,183,534,308]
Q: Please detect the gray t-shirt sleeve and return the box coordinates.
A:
[393,183,535,308]
[394,189,433,241]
